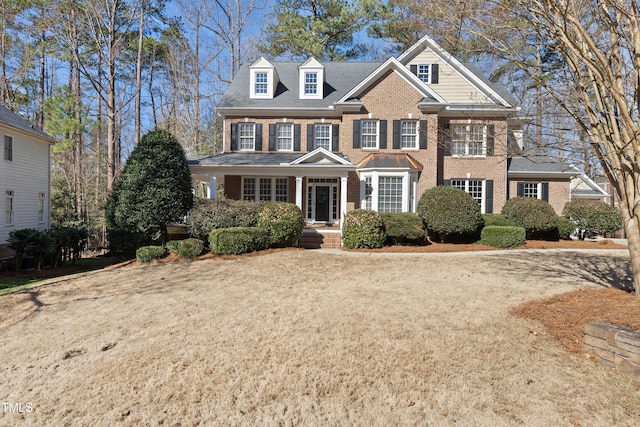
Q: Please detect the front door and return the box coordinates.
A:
[314,186,330,222]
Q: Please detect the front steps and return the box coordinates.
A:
[298,228,342,249]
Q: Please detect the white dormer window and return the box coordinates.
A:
[249,57,278,99]
[299,57,324,99]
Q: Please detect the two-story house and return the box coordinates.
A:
[188,35,585,243]
[0,105,53,252]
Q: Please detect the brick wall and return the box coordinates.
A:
[507,178,571,214]
[584,322,640,381]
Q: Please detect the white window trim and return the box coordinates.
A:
[523,182,542,199]
[417,64,431,84]
[242,177,288,202]
[276,123,294,152]
[361,120,380,150]
[5,190,14,226]
[314,124,332,150]
[401,120,419,150]
[250,69,273,99]
[238,123,256,151]
[451,124,487,157]
[451,179,487,214]
[360,171,416,213]
[4,135,13,161]
[38,192,46,223]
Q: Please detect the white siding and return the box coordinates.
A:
[0,125,51,244]
[408,50,493,104]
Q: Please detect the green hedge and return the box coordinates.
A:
[380,213,426,245]
[563,200,622,239]
[136,245,167,263]
[557,217,576,240]
[480,226,526,248]
[186,199,260,241]
[417,186,483,242]
[208,227,270,255]
[502,197,558,239]
[257,202,304,247]
[482,214,517,227]
[342,210,385,249]
[166,238,205,258]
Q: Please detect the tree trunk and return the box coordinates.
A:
[135,1,144,145]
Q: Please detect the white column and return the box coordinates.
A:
[208,175,218,200]
[412,174,418,212]
[340,175,348,229]
[295,176,304,211]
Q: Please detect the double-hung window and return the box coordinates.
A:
[304,72,318,96]
[243,177,288,202]
[255,72,268,95]
[277,124,293,151]
[378,176,403,213]
[4,135,13,161]
[361,120,379,149]
[314,124,331,150]
[451,179,484,210]
[360,173,416,213]
[238,123,255,150]
[5,190,14,225]
[38,192,45,223]
[523,182,540,199]
[451,124,486,156]
[401,121,418,149]
[417,64,430,83]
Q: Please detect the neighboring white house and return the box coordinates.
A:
[0,105,54,248]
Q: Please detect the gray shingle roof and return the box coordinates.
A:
[188,152,356,167]
[0,105,52,140]
[507,156,581,174]
[217,61,382,110]
[463,63,520,108]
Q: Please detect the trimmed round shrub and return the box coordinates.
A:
[257,202,304,247]
[166,238,205,258]
[208,227,270,255]
[480,226,526,248]
[342,209,385,249]
[381,212,426,245]
[501,197,558,239]
[136,245,167,263]
[557,217,576,240]
[482,214,517,227]
[563,199,623,239]
[186,198,260,241]
[417,186,483,242]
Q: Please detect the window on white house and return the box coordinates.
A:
[304,72,318,95]
[277,124,294,151]
[5,190,14,225]
[239,123,255,150]
[401,121,418,149]
[378,176,403,213]
[255,72,268,95]
[451,124,486,156]
[4,135,13,161]
[314,124,331,150]
[38,192,45,223]
[417,64,430,83]
[243,177,288,202]
[361,120,379,149]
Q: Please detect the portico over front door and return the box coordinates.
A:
[306,178,339,224]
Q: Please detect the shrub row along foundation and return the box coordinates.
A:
[584,322,640,381]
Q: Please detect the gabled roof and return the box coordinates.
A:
[398,35,517,109]
[337,57,446,104]
[188,151,353,168]
[0,105,53,142]
[507,156,581,178]
[571,174,610,198]
[290,147,353,165]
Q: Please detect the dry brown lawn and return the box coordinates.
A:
[1,248,639,426]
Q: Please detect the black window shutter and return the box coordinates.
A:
[353,120,361,148]
[410,64,417,76]
[541,182,549,202]
[379,120,387,149]
[332,124,339,151]
[307,124,315,151]
[443,123,451,156]
[485,180,494,214]
[269,124,276,151]
[294,124,301,151]
[442,180,452,187]
[431,64,439,84]
[517,182,524,197]
[255,124,263,151]
[392,120,401,149]
[230,123,238,151]
[486,124,495,156]
[419,120,427,149]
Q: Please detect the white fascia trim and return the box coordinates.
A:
[398,35,513,108]
[577,173,610,196]
[508,171,579,179]
[338,57,446,104]
[289,147,354,166]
